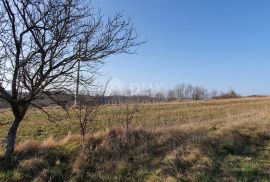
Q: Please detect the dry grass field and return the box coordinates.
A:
[1,97,270,181]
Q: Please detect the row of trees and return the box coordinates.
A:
[165,84,240,100]
[166,84,210,100]
[106,84,240,104]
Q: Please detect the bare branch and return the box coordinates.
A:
[0,0,142,156]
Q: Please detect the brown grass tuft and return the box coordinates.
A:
[16,157,46,180]
[15,136,56,154]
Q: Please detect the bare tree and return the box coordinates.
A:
[184,84,193,100]
[174,84,185,100]
[119,89,140,133]
[192,86,208,100]
[0,0,142,156]
[155,91,165,102]
[167,89,176,101]
[123,103,140,134]
[76,86,106,144]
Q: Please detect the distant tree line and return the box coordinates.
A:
[105,84,241,104]
[0,84,242,108]
[164,84,241,101]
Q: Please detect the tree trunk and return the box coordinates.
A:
[5,104,28,157]
[5,117,22,156]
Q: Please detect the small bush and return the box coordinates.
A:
[214,89,241,99]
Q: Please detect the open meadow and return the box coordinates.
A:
[1,97,270,181]
[2,0,270,181]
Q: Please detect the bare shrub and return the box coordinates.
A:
[214,89,241,99]
[76,94,103,144]
[123,104,140,134]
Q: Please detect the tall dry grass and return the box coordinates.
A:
[1,97,270,181]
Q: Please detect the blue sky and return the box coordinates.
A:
[94,0,270,95]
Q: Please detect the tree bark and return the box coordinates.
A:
[5,104,28,156]
[5,117,22,156]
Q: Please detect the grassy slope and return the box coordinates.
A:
[1,97,270,181]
